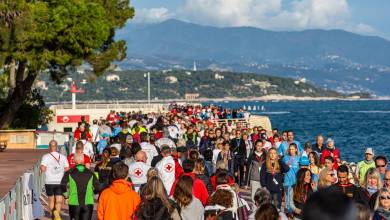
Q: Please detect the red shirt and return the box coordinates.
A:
[170,173,209,206]
[320,148,341,170]
[67,153,91,169]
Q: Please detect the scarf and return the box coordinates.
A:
[366,186,377,196]
[375,208,390,219]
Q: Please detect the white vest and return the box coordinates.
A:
[128,161,151,193]
[140,142,159,166]
[156,156,176,193]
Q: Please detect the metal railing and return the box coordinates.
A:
[51,103,169,111]
[0,161,45,220]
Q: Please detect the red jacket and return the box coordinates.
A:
[74,128,92,141]
[210,174,235,192]
[172,156,183,179]
[170,172,209,206]
[320,147,340,170]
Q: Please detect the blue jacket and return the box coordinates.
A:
[277,141,303,157]
[282,155,300,187]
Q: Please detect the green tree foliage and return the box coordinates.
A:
[0,89,54,129]
[0,0,134,128]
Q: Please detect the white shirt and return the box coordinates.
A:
[244,140,253,158]
[156,156,176,193]
[128,161,151,193]
[140,142,159,166]
[90,124,100,142]
[263,141,272,151]
[212,149,222,168]
[41,152,69,184]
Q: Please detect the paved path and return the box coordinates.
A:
[0,149,46,197]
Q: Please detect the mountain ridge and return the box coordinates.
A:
[115,19,390,95]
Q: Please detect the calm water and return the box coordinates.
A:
[204,100,390,162]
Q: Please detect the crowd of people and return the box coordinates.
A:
[39,104,390,220]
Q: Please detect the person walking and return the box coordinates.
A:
[373,188,390,220]
[40,140,69,220]
[356,148,376,186]
[260,148,290,210]
[98,162,141,220]
[247,139,267,200]
[128,151,151,193]
[156,145,176,193]
[137,176,181,220]
[61,154,100,220]
[173,175,204,220]
[68,141,91,169]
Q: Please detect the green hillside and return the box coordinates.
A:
[38,69,348,102]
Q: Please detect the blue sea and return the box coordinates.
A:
[205,100,390,163]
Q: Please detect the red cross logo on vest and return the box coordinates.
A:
[164,163,174,173]
[134,168,143,177]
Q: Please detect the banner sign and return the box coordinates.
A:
[56,115,90,123]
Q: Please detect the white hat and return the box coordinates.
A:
[365,147,374,155]
[326,138,334,143]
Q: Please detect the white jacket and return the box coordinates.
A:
[140,142,159,166]
[156,156,176,193]
[128,161,151,193]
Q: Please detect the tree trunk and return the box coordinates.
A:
[8,59,16,88]
[0,63,37,129]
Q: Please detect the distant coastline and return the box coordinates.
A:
[46,95,390,106]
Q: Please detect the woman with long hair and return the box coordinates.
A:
[94,148,111,190]
[282,143,301,213]
[217,141,235,176]
[318,167,337,189]
[260,148,290,210]
[194,159,213,194]
[247,139,267,200]
[173,175,204,220]
[308,152,320,176]
[362,168,383,201]
[289,168,315,219]
[373,188,390,220]
[137,177,181,220]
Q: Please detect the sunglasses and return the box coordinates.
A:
[384,179,390,182]
[377,165,387,168]
[380,195,390,200]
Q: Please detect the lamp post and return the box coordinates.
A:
[144,72,150,105]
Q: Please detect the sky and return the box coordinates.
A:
[130,0,390,40]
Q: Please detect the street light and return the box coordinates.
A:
[144,72,151,105]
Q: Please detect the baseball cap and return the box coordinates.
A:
[365,147,374,155]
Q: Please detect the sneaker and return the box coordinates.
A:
[53,210,61,220]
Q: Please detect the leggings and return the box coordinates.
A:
[69,205,94,220]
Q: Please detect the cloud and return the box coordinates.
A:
[134,7,174,23]
[177,0,376,35]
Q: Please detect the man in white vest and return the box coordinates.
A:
[155,145,176,193]
[140,132,158,166]
[128,151,151,193]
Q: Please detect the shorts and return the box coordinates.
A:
[45,184,64,196]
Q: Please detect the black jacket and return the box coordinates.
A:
[260,159,290,193]
[61,165,100,206]
[230,138,246,158]
[329,183,369,206]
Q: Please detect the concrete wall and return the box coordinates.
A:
[0,130,36,149]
